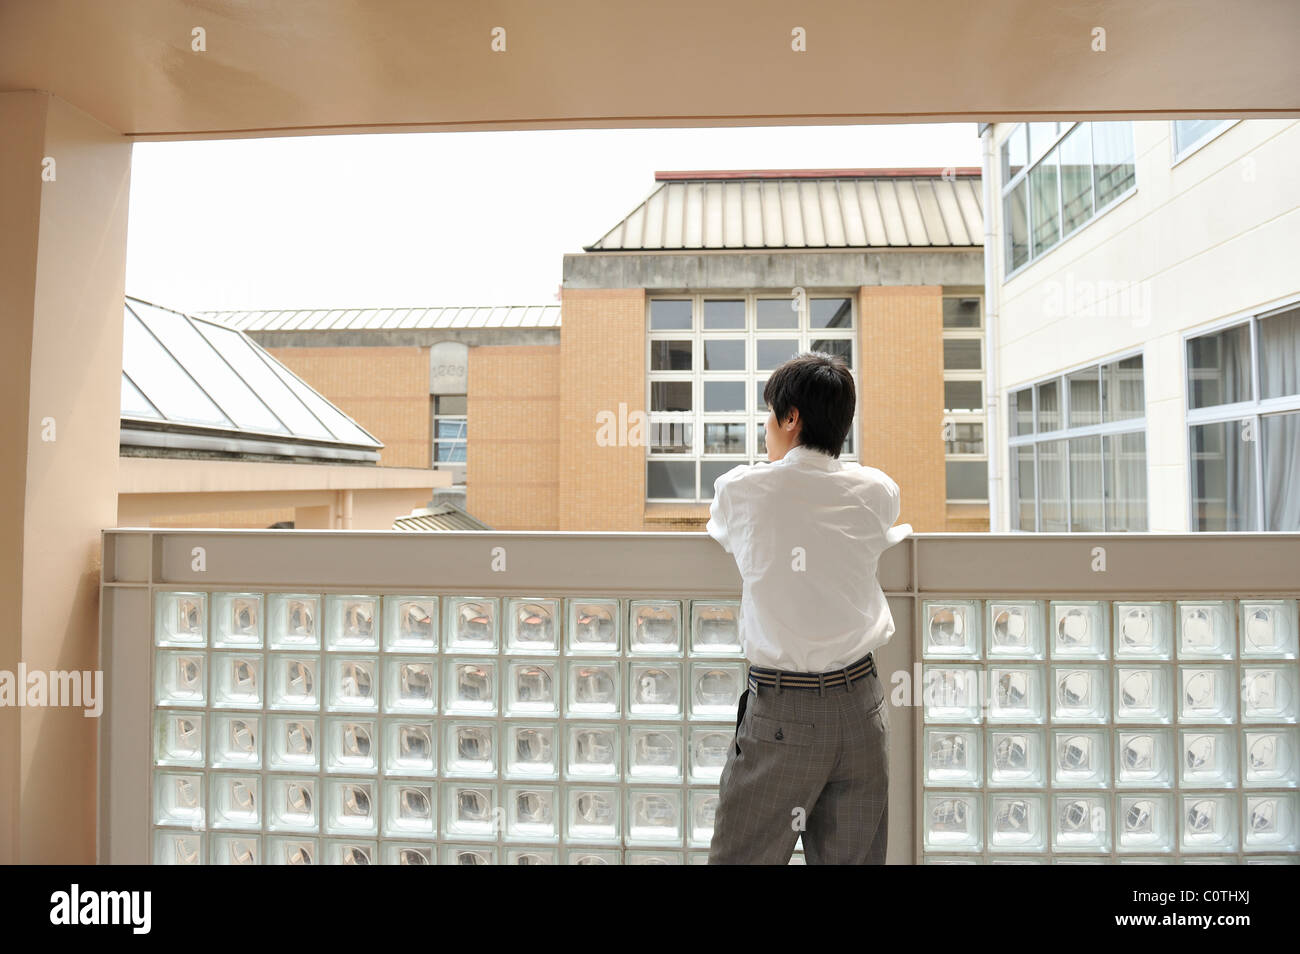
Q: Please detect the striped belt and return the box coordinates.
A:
[746,651,877,693]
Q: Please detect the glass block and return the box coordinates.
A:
[924,726,982,787]
[506,723,558,778]
[567,847,620,865]
[987,793,1046,852]
[324,778,377,836]
[154,830,203,865]
[154,771,205,828]
[268,593,321,650]
[567,598,620,654]
[211,653,263,709]
[627,850,683,864]
[1180,793,1237,853]
[1180,729,1237,788]
[445,844,497,864]
[443,597,498,653]
[383,843,435,865]
[383,781,436,839]
[384,721,436,777]
[266,837,317,864]
[1244,792,1300,852]
[1050,601,1108,659]
[987,728,1047,788]
[567,661,620,717]
[1178,665,1235,723]
[1243,727,1299,788]
[690,601,742,655]
[689,727,732,783]
[211,592,262,649]
[922,600,981,658]
[627,725,683,781]
[568,788,620,842]
[327,656,378,712]
[689,661,745,719]
[987,600,1045,659]
[627,788,683,845]
[324,841,377,865]
[689,790,719,847]
[1245,855,1300,864]
[1118,856,1173,864]
[923,793,982,852]
[209,714,261,770]
[988,665,1046,723]
[922,665,981,723]
[1050,665,1108,723]
[567,723,619,779]
[1177,600,1234,659]
[990,856,1047,864]
[266,777,318,833]
[509,847,558,865]
[209,773,260,830]
[325,717,378,774]
[155,650,206,707]
[506,598,560,653]
[629,661,682,717]
[445,658,496,714]
[506,785,558,841]
[1114,665,1172,724]
[1239,599,1299,659]
[325,594,379,651]
[383,595,438,653]
[268,716,318,772]
[1115,729,1174,788]
[1052,729,1109,788]
[1116,793,1173,853]
[629,601,682,655]
[211,833,259,865]
[154,710,204,767]
[155,591,206,647]
[923,856,980,865]
[443,783,499,840]
[268,655,319,711]
[1241,665,1298,723]
[444,721,497,777]
[506,660,557,716]
[384,658,437,714]
[1051,794,1109,852]
[1113,602,1173,659]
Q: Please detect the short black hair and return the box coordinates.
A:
[763,351,855,458]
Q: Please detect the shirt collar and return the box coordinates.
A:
[780,444,840,469]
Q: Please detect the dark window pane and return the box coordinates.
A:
[1093,121,1136,210]
[702,461,738,500]
[943,339,981,371]
[811,338,852,368]
[1059,124,1094,234]
[1014,445,1036,530]
[1262,411,1300,531]
[647,460,695,499]
[1036,380,1059,431]
[703,299,745,330]
[1068,435,1103,530]
[1002,124,1028,181]
[946,460,988,501]
[650,381,691,412]
[1103,431,1148,531]
[810,298,852,329]
[943,298,981,328]
[1190,420,1257,531]
[1187,323,1252,409]
[650,340,692,371]
[703,422,746,455]
[945,421,984,454]
[704,381,745,412]
[650,299,692,331]
[703,339,745,371]
[1103,355,1146,421]
[756,422,767,457]
[1258,306,1300,400]
[1030,151,1060,257]
[756,379,767,411]
[1004,181,1029,272]
[756,339,799,371]
[841,427,853,455]
[436,395,467,415]
[756,298,799,329]
[945,381,983,412]
[1012,388,1034,437]
[1037,439,1068,531]
[649,420,692,454]
[1067,368,1101,427]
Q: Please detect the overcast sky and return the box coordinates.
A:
[125,123,982,314]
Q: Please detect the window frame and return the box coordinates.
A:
[942,293,988,503]
[1169,119,1240,167]
[431,394,467,483]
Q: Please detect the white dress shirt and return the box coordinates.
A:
[706,443,912,673]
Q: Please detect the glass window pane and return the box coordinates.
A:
[436,420,467,440]
[1190,420,1258,531]
[704,381,745,412]
[703,422,746,455]
[1059,124,1094,234]
[436,395,467,415]
[756,339,799,371]
[756,380,768,411]
[650,300,692,331]
[756,298,799,329]
[811,338,852,368]
[946,460,988,501]
[649,420,692,454]
[1012,388,1034,437]
[1067,368,1101,427]
[1029,150,1060,257]
[1102,355,1146,421]
[650,381,691,412]
[121,307,232,428]
[1104,431,1148,531]
[944,381,982,412]
[1068,435,1103,531]
[1173,120,1229,155]
[648,460,696,499]
[121,374,160,419]
[1036,380,1060,431]
[1014,445,1036,531]
[1004,181,1029,272]
[1092,121,1136,210]
[1002,124,1028,181]
[1037,439,1068,531]
[756,421,767,457]
[1258,305,1300,399]
[943,297,981,329]
[650,340,692,371]
[703,299,745,330]
[946,421,984,454]
[1187,323,1252,408]
[841,426,853,456]
[434,442,466,463]
[810,299,852,329]
[1028,122,1060,162]
[703,339,745,371]
[702,461,738,500]
[943,339,981,371]
[1262,412,1300,530]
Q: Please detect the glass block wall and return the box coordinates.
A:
[149,591,747,864]
[920,597,1300,863]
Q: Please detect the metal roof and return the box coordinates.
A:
[393,501,493,532]
[196,304,562,334]
[121,296,383,462]
[586,169,983,251]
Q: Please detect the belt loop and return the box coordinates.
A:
[775,671,782,695]
[817,672,826,696]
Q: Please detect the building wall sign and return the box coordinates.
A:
[430,340,469,394]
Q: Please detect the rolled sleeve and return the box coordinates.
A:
[706,468,743,554]
[881,474,911,547]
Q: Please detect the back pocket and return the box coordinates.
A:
[746,713,817,746]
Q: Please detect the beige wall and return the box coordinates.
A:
[0,92,130,863]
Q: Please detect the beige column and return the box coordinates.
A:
[0,92,131,862]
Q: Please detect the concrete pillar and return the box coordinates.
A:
[0,92,131,862]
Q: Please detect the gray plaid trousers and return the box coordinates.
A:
[707,669,890,864]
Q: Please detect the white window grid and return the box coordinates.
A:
[431,396,467,483]
[943,295,987,503]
